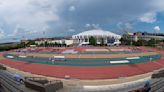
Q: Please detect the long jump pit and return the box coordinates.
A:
[0,46,164,86]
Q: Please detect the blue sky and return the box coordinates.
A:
[0,0,164,43]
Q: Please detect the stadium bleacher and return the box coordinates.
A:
[0,66,63,92]
[130,69,164,92]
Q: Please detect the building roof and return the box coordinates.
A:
[72,29,121,39]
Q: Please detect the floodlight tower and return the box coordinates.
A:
[154,26,160,46]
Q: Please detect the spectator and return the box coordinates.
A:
[13,74,24,84]
[143,81,151,92]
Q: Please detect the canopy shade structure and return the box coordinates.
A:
[72,29,121,46]
[72,29,121,39]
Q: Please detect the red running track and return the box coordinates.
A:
[0,47,164,80]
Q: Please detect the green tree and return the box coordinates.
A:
[147,38,156,46]
[132,40,144,46]
[162,40,164,43]
[89,36,97,46]
[44,42,48,47]
[26,40,36,46]
[120,37,131,45]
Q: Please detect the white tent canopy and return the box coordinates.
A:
[72,29,121,45]
[72,29,121,39]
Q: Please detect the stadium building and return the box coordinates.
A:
[72,29,121,46]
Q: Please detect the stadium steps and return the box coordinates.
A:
[151,78,164,92]
[0,70,38,92]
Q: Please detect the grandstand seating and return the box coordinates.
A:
[0,64,6,70]
[152,69,164,78]
[130,69,164,92]
[24,77,63,92]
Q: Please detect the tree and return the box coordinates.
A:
[120,37,125,45]
[147,38,156,47]
[89,36,97,46]
[162,40,164,43]
[132,40,144,46]
[26,40,36,46]
[44,42,48,47]
[120,37,131,45]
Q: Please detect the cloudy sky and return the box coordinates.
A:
[0,0,164,43]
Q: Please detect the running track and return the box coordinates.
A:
[0,47,164,80]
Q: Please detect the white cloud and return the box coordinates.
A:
[0,0,60,38]
[0,28,4,39]
[92,24,100,29]
[151,0,164,12]
[85,24,100,29]
[125,23,133,30]
[154,26,160,33]
[138,0,164,23]
[69,6,76,11]
[139,12,157,23]
[0,0,164,42]
[68,29,75,32]
[10,24,52,37]
[117,22,134,32]
[85,24,91,27]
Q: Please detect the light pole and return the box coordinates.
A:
[22,36,26,48]
[43,31,46,47]
[154,26,160,47]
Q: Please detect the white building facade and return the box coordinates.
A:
[35,39,74,46]
[72,29,121,45]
